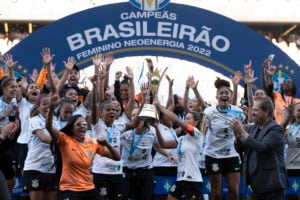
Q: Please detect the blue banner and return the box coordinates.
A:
[154,176,300,195]
[13,175,300,196]
[3,1,300,95]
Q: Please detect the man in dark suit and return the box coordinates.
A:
[229,97,288,200]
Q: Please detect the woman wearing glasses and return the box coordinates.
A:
[46,93,120,200]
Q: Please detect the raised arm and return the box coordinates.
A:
[165,74,175,111]
[154,97,190,133]
[41,48,56,94]
[103,52,114,90]
[57,56,76,92]
[46,93,61,142]
[183,76,191,114]
[231,71,242,106]
[3,54,17,78]
[244,64,258,123]
[124,66,135,119]
[92,54,105,103]
[261,58,275,91]
[244,64,257,107]
[265,63,276,101]
[152,122,177,149]
[189,75,206,111]
[140,83,149,105]
[90,75,99,125]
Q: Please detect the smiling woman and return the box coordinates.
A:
[45,93,121,200]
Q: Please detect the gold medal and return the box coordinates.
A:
[128,156,134,161]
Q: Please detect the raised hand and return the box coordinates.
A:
[104,52,114,68]
[92,54,103,67]
[92,54,103,75]
[244,60,252,77]
[231,71,242,86]
[89,74,99,86]
[266,64,276,77]
[105,86,114,100]
[165,74,174,86]
[262,58,271,69]
[63,56,76,71]
[140,83,149,96]
[187,75,198,89]
[115,71,122,80]
[125,66,133,80]
[30,68,38,83]
[41,48,54,66]
[145,58,154,72]
[4,54,18,70]
[244,68,258,84]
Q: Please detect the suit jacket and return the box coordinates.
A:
[238,120,289,194]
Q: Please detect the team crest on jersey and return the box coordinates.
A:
[31,179,39,188]
[87,150,93,158]
[170,184,176,192]
[100,187,107,196]
[129,0,170,11]
[211,163,219,172]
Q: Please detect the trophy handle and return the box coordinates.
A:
[153,67,168,97]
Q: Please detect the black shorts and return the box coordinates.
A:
[16,143,28,170]
[23,170,58,192]
[122,167,155,200]
[169,180,202,200]
[59,189,103,200]
[205,156,240,175]
[93,173,123,199]
[153,166,177,177]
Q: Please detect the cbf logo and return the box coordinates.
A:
[129,0,170,11]
[273,64,294,92]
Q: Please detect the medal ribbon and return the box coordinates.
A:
[177,137,183,156]
[106,125,115,143]
[129,129,145,157]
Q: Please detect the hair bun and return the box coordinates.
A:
[214,77,230,89]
